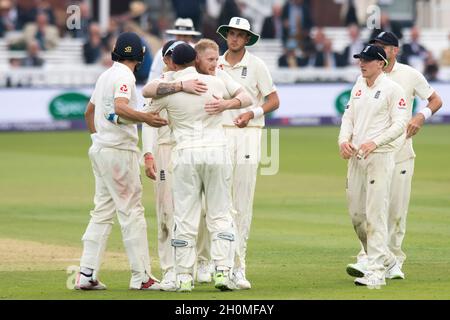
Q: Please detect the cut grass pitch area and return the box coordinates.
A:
[0,126,449,299]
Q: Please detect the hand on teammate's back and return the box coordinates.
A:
[205,95,229,115]
[183,79,208,95]
[144,112,168,127]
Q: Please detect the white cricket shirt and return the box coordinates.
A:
[89,62,139,152]
[148,67,231,150]
[218,49,276,128]
[339,73,409,153]
[385,61,435,162]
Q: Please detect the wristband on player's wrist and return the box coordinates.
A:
[251,106,264,119]
[418,107,432,120]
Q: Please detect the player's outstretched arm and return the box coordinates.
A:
[114,97,168,127]
[142,79,207,98]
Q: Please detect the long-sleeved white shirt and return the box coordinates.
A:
[338,72,409,153]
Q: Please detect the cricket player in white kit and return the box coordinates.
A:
[148,43,239,292]
[216,17,280,289]
[141,39,250,290]
[339,45,409,287]
[142,40,209,291]
[75,32,168,291]
[347,32,443,280]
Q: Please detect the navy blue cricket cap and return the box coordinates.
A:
[369,31,399,47]
[353,44,388,65]
[162,40,185,58]
[171,43,197,65]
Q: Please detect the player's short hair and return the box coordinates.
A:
[194,39,219,55]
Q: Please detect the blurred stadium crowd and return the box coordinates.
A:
[1,0,450,86]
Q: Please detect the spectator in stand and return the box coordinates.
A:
[71,1,92,39]
[424,52,439,82]
[311,38,340,68]
[171,0,205,31]
[399,26,428,70]
[278,38,305,68]
[281,0,314,46]
[0,0,15,37]
[261,3,283,40]
[36,0,55,25]
[16,0,38,30]
[24,11,59,50]
[440,32,450,66]
[83,23,102,64]
[369,11,403,41]
[21,39,44,67]
[340,23,365,67]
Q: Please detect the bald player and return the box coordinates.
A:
[339,44,409,287]
[346,32,443,280]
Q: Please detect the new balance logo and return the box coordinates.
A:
[160,170,166,181]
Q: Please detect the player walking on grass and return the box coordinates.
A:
[75,32,167,291]
[216,17,280,289]
[339,45,409,287]
[346,32,442,280]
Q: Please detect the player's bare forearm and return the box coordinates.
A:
[142,80,160,98]
[155,82,182,97]
[262,91,280,114]
[115,97,168,127]
[407,92,442,138]
[230,88,252,109]
[84,102,96,133]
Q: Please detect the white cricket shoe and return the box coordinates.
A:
[386,262,405,280]
[232,268,251,290]
[354,272,386,288]
[160,270,177,291]
[74,272,107,290]
[196,261,212,283]
[346,260,368,278]
[214,269,234,291]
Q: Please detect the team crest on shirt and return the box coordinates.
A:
[241,66,247,78]
[398,98,406,109]
[374,90,381,99]
[120,84,128,93]
[218,64,224,70]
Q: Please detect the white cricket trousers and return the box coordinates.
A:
[153,143,175,275]
[80,147,153,289]
[171,146,235,275]
[224,127,261,271]
[356,158,414,268]
[346,152,396,276]
[153,144,210,274]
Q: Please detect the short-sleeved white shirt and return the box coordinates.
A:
[89,62,139,152]
[218,49,276,128]
[385,61,435,162]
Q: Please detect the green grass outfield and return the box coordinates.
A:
[0,126,449,300]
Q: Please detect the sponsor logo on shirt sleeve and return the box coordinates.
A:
[398,98,406,109]
[120,84,128,93]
